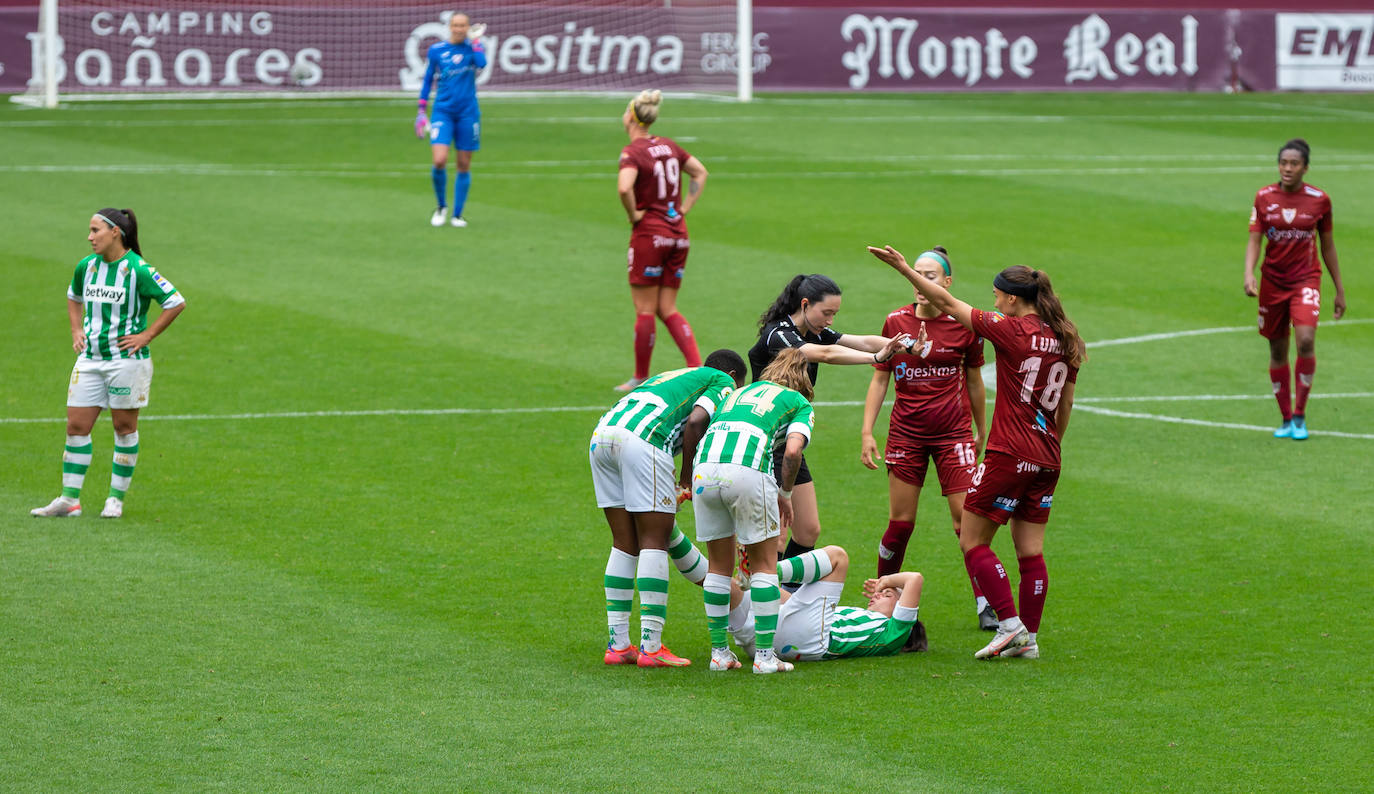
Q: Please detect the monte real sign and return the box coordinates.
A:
[0,5,1361,95]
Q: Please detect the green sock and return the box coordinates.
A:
[637,550,670,653]
[668,524,707,584]
[703,573,731,648]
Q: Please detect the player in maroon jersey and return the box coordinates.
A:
[869,244,1084,661]
[860,246,993,631]
[1243,138,1346,441]
[614,89,710,392]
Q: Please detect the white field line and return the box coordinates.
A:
[0,113,1343,129]
[3,324,1370,435]
[7,163,1374,180]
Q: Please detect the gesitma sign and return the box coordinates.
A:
[1276,13,1374,90]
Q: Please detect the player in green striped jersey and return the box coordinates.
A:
[592,349,747,668]
[31,209,185,520]
[691,348,818,674]
[730,545,925,662]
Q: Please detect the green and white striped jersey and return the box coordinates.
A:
[824,604,918,659]
[68,252,183,361]
[693,381,814,473]
[597,367,736,453]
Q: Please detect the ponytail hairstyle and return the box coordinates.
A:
[758,347,814,401]
[758,274,842,329]
[1278,138,1310,165]
[628,89,663,127]
[995,265,1085,369]
[94,207,142,256]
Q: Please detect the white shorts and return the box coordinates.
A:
[775,580,844,662]
[67,357,153,410]
[691,461,780,546]
[588,425,678,514]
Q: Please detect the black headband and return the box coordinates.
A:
[994,272,1039,300]
[95,208,129,238]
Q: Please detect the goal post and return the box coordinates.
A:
[15,0,756,105]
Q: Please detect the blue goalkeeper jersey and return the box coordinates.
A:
[420,39,486,114]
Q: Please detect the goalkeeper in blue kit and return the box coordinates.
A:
[416,12,486,228]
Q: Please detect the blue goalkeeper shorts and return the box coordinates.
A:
[428,108,481,151]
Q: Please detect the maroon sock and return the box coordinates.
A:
[877,520,914,576]
[1294,356,1316,416]
[964,545,1016,619]
[633,313,656,378]
[954,526,984,599]
[1269,363,1293,421]
[661,312,702,367]
[1017,554,1048,633]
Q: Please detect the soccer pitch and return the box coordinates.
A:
[1,92,1371,791]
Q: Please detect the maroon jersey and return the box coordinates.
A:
[620,136,691,237]
[876,307,985,444]
[971,309,1078,469]
[1249,183,1332,290]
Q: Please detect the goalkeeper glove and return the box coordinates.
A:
[415,100,429,139]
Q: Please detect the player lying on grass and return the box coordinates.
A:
[713,545,927,670]
[591,350,748,668]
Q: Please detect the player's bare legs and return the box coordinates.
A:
[67,405,101,436]
[618,285,660,391]
[656,286,701,369]
[782,480,821,558]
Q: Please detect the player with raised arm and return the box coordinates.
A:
[32,209,185,520]
[691,348,816,674]
[860,246,993,631]
[728,545,926,664]
[1243,138,1346,440]
[591,349,747,667]
[748,274,910,569]
[869,244,1084,660]
[614,90,710,392]
[416,12,486,228]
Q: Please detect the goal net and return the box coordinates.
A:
[16,0,752,105]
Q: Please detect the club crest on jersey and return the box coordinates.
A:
[451,53,464,64]
[85,284,126,304]
[1282,208,1296,224]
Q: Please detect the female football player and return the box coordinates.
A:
[748,273,909,565]
[869,244,1084,661]
[860,246,992,631]
[32,208,185,520]
[1243,138,1346,440]
[615,89,710,392]
[591,350,747,668]
[416,12,486,227]
[692,348,817,674]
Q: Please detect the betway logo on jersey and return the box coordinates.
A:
[85,284,127,304]
[1277,14,1374,91]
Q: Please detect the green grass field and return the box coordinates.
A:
[1,91,1371,791]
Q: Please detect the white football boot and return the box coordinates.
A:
[31,496,81,517]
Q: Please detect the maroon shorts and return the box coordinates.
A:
[627,229,689,288]
[885,438,979,495]
[963,449,1060,526]
[1258,279,1320,339]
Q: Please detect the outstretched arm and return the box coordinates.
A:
[868,245,975,329]
[799,335,908,366]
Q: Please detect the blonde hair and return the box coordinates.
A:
[628,89,663,127]
[759,348,814,401]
